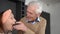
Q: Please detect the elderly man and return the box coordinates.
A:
[14,1,47,34]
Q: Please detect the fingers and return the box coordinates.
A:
[13,25,24,30]
[16,21,23,24]
[13,21,27,31]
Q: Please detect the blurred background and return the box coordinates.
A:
[0,0,60,34]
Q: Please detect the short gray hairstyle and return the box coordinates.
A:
[28,1,43,14]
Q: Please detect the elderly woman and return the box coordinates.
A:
[0,9,16,34]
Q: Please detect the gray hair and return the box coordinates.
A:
[28,1,43,14]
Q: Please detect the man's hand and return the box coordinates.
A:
[13,21,28,32]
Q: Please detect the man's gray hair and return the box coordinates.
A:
[28,1,43,14]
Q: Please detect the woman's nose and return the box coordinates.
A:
[14,18,16,21]
[13,18,16,24]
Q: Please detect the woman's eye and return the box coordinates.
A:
[10,17,13,19]
[11,16,14,19]
[11,18,12,19]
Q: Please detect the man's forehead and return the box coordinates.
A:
[28,5,39,10]
[29,4,38,6]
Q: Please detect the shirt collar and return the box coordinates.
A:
[26,17,40,24]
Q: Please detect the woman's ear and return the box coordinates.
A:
[2,9,12,23]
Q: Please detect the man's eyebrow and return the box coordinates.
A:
[28,11,33,14]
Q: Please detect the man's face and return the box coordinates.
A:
[26,5,38,21]
[3,13,16,31]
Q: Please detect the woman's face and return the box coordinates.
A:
[3,13,16,31]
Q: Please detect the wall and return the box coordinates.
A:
[0,0,16,17]
[43,3,60,34]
